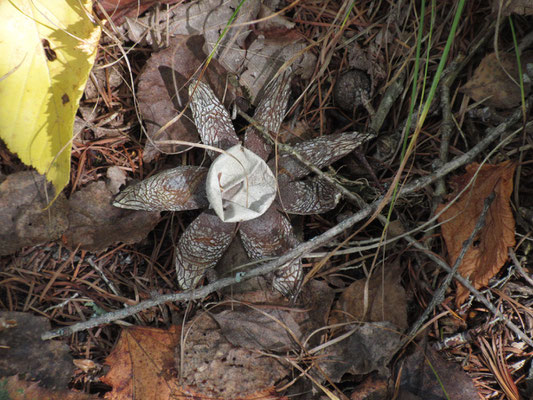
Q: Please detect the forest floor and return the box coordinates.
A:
[1,1,533,399]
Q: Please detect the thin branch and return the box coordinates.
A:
[509,248,533,287]
[404,192,495,344]
[404,233,533,348]
[369,69,406,134]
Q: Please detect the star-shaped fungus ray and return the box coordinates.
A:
[239,204,303,296]
[188,79,239,159]
[270,131,375,180]
[175,210,236,290]
[244,67,292,160]
[113,166,208,211]
[114,68,374,296]
[277,177,341,215]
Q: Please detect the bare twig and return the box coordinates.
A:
[404,237,533,348]
[434,62,457,199]
[509,248,533,287]
[369,69,406,134]
[404,192,495,344]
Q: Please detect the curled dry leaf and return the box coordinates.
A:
[461,52,533,109]
[0,171,69,256]
[64,181,160,252]
[330,263,408,331]
[436,161,516,305]
[0,312,74,389]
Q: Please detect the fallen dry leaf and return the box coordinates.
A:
[214,308,302,352]
[238,33,315,99]
[0,375,98,400]
[0,171,69,256]
[330,262,408,331]
[349,375,388,400]
[0,171,159,255]
[123,0,314,101]
[461,52,533,109]
[0,317,17,332]
[317,322,402,382]
[95,0,179,24]
[63,181,160,251]
[0,311,74,389]
[106,166,127,195]
[222,279,335,350]
[83,61,124,105]
[436,161,516,305]
[102,321,287,400]
[347,39,387,89]
[137,35,233,161]
[180,313,288,399]
[397,345,479,400]
[492,0,533,16]
[102,326,182,400]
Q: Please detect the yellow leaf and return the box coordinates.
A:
[0,0,101,197]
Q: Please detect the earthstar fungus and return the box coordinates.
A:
[114,68,374,296]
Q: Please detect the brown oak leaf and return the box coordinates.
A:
[436,161,516,305]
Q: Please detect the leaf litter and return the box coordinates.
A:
[0,171,160,254]
[101,318,288,400]
[397,342,479,400]
[330,261,408,331]
[0,311,75,389]
[1,1,533,399]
